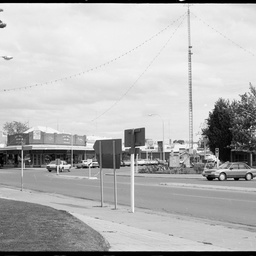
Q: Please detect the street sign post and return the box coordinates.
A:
[20,145,32,191]
[56,158,61,175]
[124,127,145,213]
[215,148,219,168]
[215,148,219,158]
[93,139,122,209]
[21,146,23,191]
[87,159,93,179]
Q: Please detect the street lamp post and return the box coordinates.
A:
[148,114,165,161]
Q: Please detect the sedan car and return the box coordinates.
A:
[76,159,99,168]
[76,160,88,169]
[202,161,256,181]
[46,160,71,172]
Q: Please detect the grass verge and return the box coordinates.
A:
[0,198,110,251]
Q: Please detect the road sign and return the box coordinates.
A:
[93,139,122,209]
[124,128,145,148]
[87,159,93,166]
[124,127,145,213]
[93,139,122,169]
[215,148,219,158]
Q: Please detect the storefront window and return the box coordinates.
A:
[44,154,51,165]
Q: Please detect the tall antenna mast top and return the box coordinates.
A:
[187,4,193,150]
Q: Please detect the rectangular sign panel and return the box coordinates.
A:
[94,139,122,169]
[7,134,29,146]
[125,128,145,148]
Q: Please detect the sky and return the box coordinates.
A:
[0,3,255,144]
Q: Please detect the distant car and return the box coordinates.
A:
[121,160,131,166]
[202,161,256,181]
[76,160,88,169]
[77,159,99,168]
[91,161,99,168]
[46,160,71,172]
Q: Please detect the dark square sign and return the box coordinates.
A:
[93,139,122,169]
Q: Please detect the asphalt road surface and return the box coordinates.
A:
[1,167,256,231]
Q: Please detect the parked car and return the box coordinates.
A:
[202,161,256,181]
[91,160,99,168]
[76,160,88,169]
[46,160,71,172]
[121,160,131,166]
[77,159,99,168]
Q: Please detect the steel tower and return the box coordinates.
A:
[187,5,193,150]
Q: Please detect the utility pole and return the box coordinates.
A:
[187,5,193,150]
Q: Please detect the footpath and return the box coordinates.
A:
[1,173,256,251]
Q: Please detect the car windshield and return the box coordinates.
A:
[49,161,56,164]
[219,162,232,169]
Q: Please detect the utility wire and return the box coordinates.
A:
[0,12,187,93]
[191,11,255,57]
[91,15,187,122]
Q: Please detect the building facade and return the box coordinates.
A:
[0,127,89,167]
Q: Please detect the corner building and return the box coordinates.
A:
[0,126,90,167]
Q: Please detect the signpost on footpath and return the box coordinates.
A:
[20,145,32,191]
[88,159,93,179]
[124,127,145,213]
[56,158,61,175]
[93,139,122,209]
[215,148,219,168]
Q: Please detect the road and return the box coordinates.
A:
[1,167,256,231]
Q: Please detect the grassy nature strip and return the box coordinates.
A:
[0,199,110,251]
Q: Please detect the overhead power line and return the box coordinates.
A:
[91,14,187,122]
[191,11,255,57]
[0,11,187,93]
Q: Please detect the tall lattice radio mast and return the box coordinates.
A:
[187,5,193,150]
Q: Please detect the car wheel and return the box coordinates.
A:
[48,170,51,172]
[234,178,239,181]
[61,167,64,172]
[68,167,71,172]
[218,173,226,181]
[207,177,214,181]
[245,173,252,181]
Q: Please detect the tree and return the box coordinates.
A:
[230,84,256,151]
[3,121,29,135]
[202,98,232,162]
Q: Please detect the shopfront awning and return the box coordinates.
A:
[0,144,88,151]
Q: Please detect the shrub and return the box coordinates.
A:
[193,163,205,174]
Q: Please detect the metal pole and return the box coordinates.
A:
[130,151,134,213]
[99,141,103,207]
[89,165,91,179]
[162,120,165,162]
[71,134,73,168]
[187,5,193,150]
[21,147,23,191]
[135,152,138,174]
[113,140,117,209]
[131,129,135,213]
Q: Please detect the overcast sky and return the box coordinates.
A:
[0,3,255,143]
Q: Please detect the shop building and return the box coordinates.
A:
[0,126,92,167]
